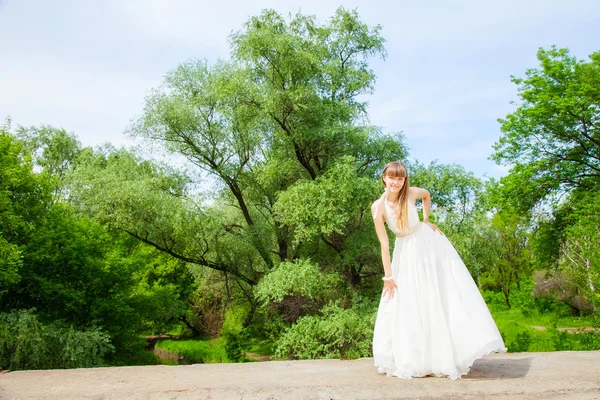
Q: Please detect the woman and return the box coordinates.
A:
[371,161,506,380]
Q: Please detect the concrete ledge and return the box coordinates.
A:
[1,351,600,399]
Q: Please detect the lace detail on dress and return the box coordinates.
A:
[393,222,423,237]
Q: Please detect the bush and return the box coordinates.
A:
[0,309,114,370]
[508,330,531,352]
[509,278,536,317]
[575,331,600,350]
[254,259,341,304]
[222,328,250,362]
[254,259,342,323]
[482,290,508,311]
[547,328,600,351]
[533,270,593,315]
[274,297,377,360]
[492,307,600,352]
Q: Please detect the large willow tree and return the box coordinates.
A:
[69,8,407,329]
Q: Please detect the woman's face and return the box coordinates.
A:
[383,174,406,192]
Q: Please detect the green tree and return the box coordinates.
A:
[80,8,406,293]
[492,46,600,202]
[0,130,51,298]
[476,212,532,308]
[0,127,195,364]
[16,125,81,180]
[491,46,600,315]
[67,8,408,339]
[409,161,483,220]
[530,189,600,316]
[559,190,600,316]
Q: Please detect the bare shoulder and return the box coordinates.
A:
[371,198,386,222]
[408,186,430,200]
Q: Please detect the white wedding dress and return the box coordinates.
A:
[372,194,507,380]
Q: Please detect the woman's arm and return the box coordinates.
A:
[371,198,398,299]
[371,199,392,278]
[410,187,431,222]
[410,187,444,235]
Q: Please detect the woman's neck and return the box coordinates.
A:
[386,190,401,204]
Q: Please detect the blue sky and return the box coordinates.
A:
[1,0,598,179]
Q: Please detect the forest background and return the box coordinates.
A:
[1,6,599,369]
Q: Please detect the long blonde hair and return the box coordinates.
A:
[381,161,410,231]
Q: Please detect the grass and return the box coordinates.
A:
[492,307,595,329]
[154,336,270,364]
[155,337,230,363]
[490,308,600,352]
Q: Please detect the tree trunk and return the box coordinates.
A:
[179,316,202,336]
[503,287,511,309]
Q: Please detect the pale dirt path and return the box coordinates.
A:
[529,325,600,333]
[1,351,600,400]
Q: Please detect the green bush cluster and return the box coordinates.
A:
[274,298,377,360]
[483,280,578,318]
[222,329,250,362]
[0,309,114,370]
[254,259,341,305]
[508,331,531,352]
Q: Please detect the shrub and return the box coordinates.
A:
[222,328,250,362]
[482,290,508,311]
[274,297,377,360]
[509,278,536,317]
[255,259,341,304]
[0,309,114,370]
[155,338,228,363]
[254,259,342,323]
[508,330,531,353]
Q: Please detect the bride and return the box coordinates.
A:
[371,161,507,380]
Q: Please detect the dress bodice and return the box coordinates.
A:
[383,197,421,237]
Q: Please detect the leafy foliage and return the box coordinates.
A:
[0,309,114,370]
[154,338,229,363]
[222,329,250,362]
[274,297,377,360]
[274,160,379,245]
[493,46,600,199]
[254,259,341,304]
[0,131,51,294]
[554,190,600,316]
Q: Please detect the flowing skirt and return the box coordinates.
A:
[372,224,507,380]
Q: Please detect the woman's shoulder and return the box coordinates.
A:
[371,192,387,220]
[408,186,429,199]
[371,191,387,206]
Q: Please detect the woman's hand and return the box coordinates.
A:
[383,279,398,299]
[425,221,444,235]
